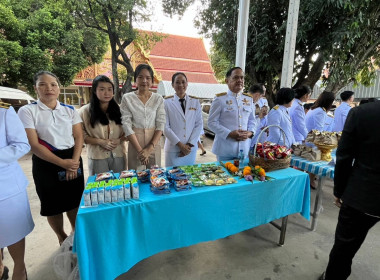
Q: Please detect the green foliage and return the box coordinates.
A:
[197,0,380,96]
[209,47,233,83]
[69,0,166,102]
[162,0,195,17]
[0,0,107,92]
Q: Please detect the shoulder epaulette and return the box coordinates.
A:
[273,105,279,110]
[164,95,174,99]
[189,95,200,99]
[298,101,303,106]
[327,112,334,118]
[215,92,227,97]
[0,101,11,109]
[243,92,253,98]
[322,107,327,112]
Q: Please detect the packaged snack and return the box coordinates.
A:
[95,171,114,181]
[119,170,136,179]
[150,168,165,177]
[150,176,169,189]
[137,170,149,182]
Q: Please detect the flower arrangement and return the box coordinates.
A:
[243,165,267,182]
[224,162,239,174]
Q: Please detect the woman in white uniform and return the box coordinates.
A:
[163,72,203,167]
[305,91,335,132]
[0,103,34,280]
[267,88,296,147]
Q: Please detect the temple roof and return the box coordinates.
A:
[146,33,218,84]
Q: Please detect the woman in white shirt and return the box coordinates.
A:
[18,71,84,246]
[163,72,202,167]
[305,91,335,132]
[120,64,166,169]
[79,75,126,175]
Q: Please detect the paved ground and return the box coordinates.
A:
[2,135,380,280]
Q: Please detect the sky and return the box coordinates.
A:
[138,0,212,53]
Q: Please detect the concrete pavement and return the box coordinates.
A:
[2,135,380,280]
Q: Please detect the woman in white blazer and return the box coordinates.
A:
[0,103,34,280]
[164,73,203,167]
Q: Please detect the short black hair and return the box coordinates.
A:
[171,72,188,84]
[294,85,311,99]
[303,103,313,110]
[226,67,243,78]
[311,91,335,111]
[340,91,354,101]
[134,64,154,82]
[33,70,60,86]
[248,84,264,94]
[276,88,295,105]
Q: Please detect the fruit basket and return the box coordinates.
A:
[249,125,291,171]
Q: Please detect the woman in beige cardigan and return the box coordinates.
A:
[79,75,127,175]
[120,64,166,169]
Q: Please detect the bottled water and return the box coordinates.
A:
[239,149,245,168]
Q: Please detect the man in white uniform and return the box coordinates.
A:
[332,91,354,132]
[208,67,258,161]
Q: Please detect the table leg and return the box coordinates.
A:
[310,177,326,231]
[269,215,288,246]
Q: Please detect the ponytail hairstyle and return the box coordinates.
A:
[89,75,122,128]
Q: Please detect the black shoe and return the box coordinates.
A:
[200,151,206,156]
[1,266,9,280]
[318,271,326,280]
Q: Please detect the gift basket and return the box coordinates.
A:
[249,125,292,171]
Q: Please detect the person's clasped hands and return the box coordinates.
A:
[61,158,80,181]
[178,142,193,157]
[99,139,119,151]
[228,130,253,141]
[138,144,155,165]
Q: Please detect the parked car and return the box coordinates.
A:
[0,86,35,112]
[201,103,214,136]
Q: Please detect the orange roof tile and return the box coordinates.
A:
[149,34,209,61]
[138,31,217,84]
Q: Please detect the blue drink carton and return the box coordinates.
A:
[131,177,139,199]
[90,186,98,206]
[97,185,105,204]
[123,178,131,200]
[83,185,92,207]
[104,185,112,203]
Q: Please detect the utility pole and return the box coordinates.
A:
[235,0,250,71]
[280,0,300,88]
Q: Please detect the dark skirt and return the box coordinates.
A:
[32,147,84,216]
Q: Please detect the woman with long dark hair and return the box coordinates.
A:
[79,75,126,175]
[305,91,335,132]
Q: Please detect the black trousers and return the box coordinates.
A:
[325,203,380,280]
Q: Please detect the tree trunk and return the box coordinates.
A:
[302,53,325,89]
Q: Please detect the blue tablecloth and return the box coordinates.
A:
[73,166,310,280]
[291,155,335,179]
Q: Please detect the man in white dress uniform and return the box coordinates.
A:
[164,72,203,167]
[208,67,258,161]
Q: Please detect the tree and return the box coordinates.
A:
[196,0,380,103]
[69,0,193,103]
[0,0,107,93]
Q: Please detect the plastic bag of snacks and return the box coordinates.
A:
[95,171,114,181]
